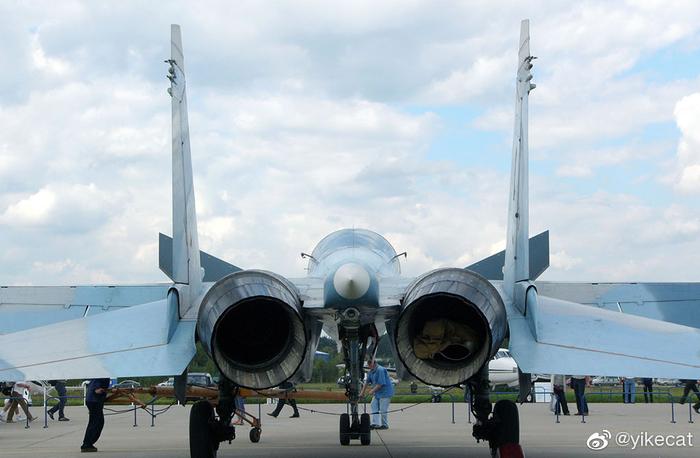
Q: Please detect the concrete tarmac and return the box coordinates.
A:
[1,402,698,457]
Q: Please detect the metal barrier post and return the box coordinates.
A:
[689,403,694,424]
[151,403,155,427]
[258,401,262,425]
[671,399,676,424]
[44,398,49,428]
[133,404,137,427]
[450,395,455,424]
[23,396,30,429]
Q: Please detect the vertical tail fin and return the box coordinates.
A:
[503,19,536,301]
[167,24,202,305]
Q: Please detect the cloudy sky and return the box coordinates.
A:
[1,0,699,286]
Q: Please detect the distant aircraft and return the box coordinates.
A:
[2,20,700,458]
[343,348,518,388]
[488,349,519,388]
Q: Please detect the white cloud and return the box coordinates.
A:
[1,188,56,224]
[0,1,699,288]
[31,34,72,76]
[672,92,700,193]
[420,54,511,104]
[554,144,663,178]
[550,250,582,271]
[0,183,115,232]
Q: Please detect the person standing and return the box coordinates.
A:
[570,375,589,416]
[621,377,636,404]
[361,359,394,429]
[679,379,700,414]
[231,393,247,425]
[48,380,70,421]
[3,381,38,423]
[641,378,654,403]
[552,374,569,415]
[267,381,300,418]
[81,378,110,453]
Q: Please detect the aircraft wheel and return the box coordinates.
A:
[339,413,350,446]
[189,401,217,458]
[492,400,523,458]
[360,413,371,445]
[249,427,261,443]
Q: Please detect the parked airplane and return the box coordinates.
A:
[489,349,519,388]
[1,20,700,458]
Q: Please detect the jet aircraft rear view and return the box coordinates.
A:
[1,20,700,458]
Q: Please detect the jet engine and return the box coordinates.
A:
[394,268,507,387]
[197,270,307,389]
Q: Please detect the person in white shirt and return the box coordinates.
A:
[1,381,39,423]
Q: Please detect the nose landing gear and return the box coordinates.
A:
[337,320,377,446]
[339,412,371,446]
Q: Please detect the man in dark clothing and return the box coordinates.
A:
[552,375,570,415]
[48,380,70,421]
[81,378,110,453]
[570,376,589,416]
[679,379,700,414]
[641,378,654,403]
[267,381,300,418]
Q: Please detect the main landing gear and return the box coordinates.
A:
[472,400,523,458]
[468,366,523,458]
[189,400,231,458]
[189,379,262,458]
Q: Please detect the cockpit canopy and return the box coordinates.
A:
[308,228,401,276]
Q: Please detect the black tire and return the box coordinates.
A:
[492,400,519,446]
[189,401,217,458]
[339,413,350,446]
[249,427,261,443]
[360,413,371,446]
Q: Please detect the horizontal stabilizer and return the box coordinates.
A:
[506,286,700,379]
[535,281,700,329]
[0,285,170,334]
[0,296,196,380]
[466,230,549,280]
[159,233,242,282]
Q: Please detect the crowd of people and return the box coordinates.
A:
[549,376,700,416]
[2,372,699,453]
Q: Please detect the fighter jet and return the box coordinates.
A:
[2,20,700,458]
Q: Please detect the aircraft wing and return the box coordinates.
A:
[0,292,196,380]
[535,281,700,329]
[0,285,171,334]
[505,284,700,379]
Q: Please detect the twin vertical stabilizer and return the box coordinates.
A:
[503,19,536,301]
[167,24,202,307]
